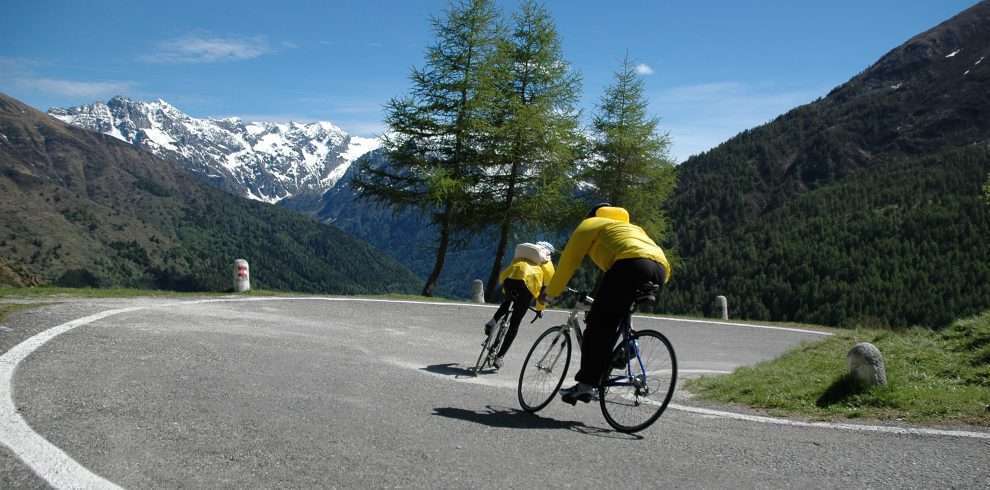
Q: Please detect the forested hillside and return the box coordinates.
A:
[298,149,526,298]
[0,93,421,294]
[661,1,990,327]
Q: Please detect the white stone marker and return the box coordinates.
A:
[471,279,485,304]
[234,259,250,293]
[716,295,728,320]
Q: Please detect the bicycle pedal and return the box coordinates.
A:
[561,392,594,405]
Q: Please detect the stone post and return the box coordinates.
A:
[471,279,485,304]
[234,259,250,293]
[716,295,728,320]
[847,342,887,386]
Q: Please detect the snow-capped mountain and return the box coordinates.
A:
[49,96,379,203]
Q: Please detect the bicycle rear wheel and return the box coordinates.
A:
[472,332,493,375]
[517,326,572,412]
[473,315,509,374]
[599,329,677,433]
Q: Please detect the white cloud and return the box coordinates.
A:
[337,120,386,138]
[634,63,654,76]
[142,34,271,63]
[19,78,135,97]
[281,41,299,49]
[653,81,828,162]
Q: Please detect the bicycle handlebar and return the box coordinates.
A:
[544,288,593,307]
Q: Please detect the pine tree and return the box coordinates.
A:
[585,55,676,239]
[476,0,583,300]
[352,0,499,296]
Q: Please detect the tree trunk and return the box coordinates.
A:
[484,157,521,302]
[422,205,451,297]
[485,217,511,302]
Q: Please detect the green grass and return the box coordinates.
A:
[0,286,470,303]
[686,311,990,426]
[0,286,308,299]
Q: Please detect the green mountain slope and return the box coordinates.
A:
[661,2,990,327]
[0,93,421,294]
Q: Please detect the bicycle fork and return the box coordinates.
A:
[536,322,579,372]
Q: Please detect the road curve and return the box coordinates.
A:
[1,296,988,489]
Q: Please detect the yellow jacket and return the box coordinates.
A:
[499,258,555,310]
[546,207,670,297]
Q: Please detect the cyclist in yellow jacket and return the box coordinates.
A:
[484,241,555,370]
[543,204,671,404]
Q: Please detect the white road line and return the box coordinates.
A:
[0,308,140,490]
[0,297,982,490]
[639,315,833,336]
[667,404,990,440]
[385,358,518,390]
[392,358,990,440]
[677,369,732,375]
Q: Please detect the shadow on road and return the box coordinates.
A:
[432,405,642,440]
[423,362,484,378]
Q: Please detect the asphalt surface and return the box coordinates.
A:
[1,297,988,489]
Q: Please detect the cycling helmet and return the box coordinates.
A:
[586,202,612,218]
[588,203,630,222]
[535,241,555,255]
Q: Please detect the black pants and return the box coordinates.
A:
[491,279,532,358]
[575,258,666,385]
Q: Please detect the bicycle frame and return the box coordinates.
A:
[475,291,542,374]
[541,291,648,391]
[531,295,587,373]
[518,284,674,432]
[605,316,650,394]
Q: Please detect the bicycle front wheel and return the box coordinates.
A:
[599,329,677,433]
[517,326,572,412]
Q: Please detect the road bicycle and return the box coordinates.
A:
[516,285,677,433]
[472,290,539,375]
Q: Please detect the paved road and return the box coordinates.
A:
[1,297,988,489]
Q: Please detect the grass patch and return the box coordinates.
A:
[0,287,471,304]
[0,286,306,299]
[686,311,990,426]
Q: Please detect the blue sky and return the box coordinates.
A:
[0,0,978,161]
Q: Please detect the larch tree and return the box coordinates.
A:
[585,55,677,240]
[352,0,500,296]
[476,0,583,300]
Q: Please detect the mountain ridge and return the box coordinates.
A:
[49,96,379,203]
[0,92,419,294]
[661,1,990,326]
